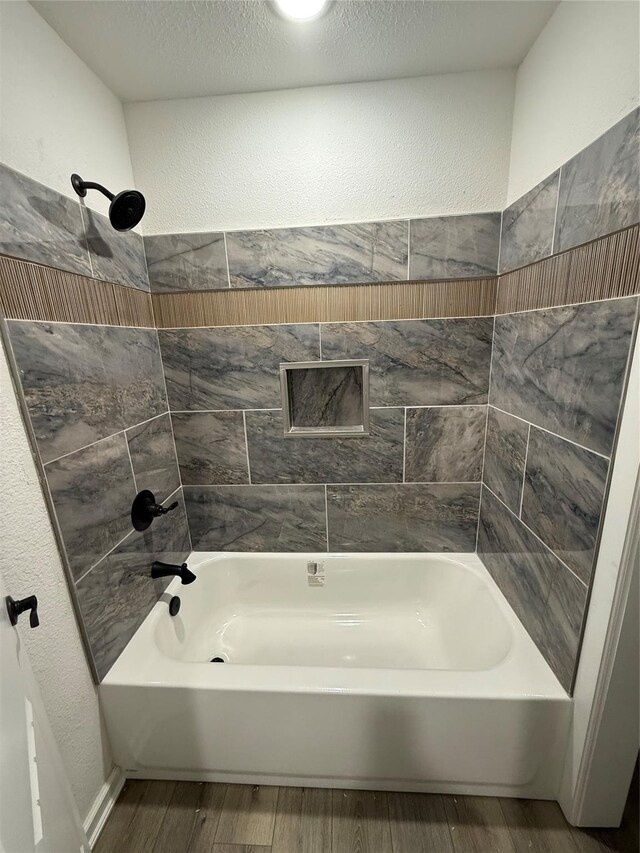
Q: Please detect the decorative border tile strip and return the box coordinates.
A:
[152,277,498,328]
[0,254,155,327]
[496,225,640,315]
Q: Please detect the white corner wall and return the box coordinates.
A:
[0,339,113,822]
[0,0,135,217]
[507,0,640,204]
[124,69,516,234]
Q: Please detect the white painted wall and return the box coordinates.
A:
[507,0,640,204]
[124,69,516,234]
[0,338,114,823]
[0,0,135,217]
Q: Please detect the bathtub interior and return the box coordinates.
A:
[153,553,514,671]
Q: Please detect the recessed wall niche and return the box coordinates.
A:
[280,360,370,437]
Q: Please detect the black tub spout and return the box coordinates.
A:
[151,561,196,585]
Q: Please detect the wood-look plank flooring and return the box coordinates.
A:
[95,765,638,853]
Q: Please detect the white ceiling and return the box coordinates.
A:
[31,0,558,103]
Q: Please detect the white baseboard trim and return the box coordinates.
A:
[83,766,126,850]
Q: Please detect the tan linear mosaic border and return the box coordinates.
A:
[152,277,498,328]
[496,225,640,315]
[0,255,155,327]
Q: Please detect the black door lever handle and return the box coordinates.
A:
[6,595,39,628]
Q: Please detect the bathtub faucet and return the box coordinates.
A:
[151,561,197,585]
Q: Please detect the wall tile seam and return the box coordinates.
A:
[155,312,497,331]
[476,316,496,552]
[518,424,532,519]
[2,315,156,332]
[78,204,95,279]
[182,481,483,488]
[40,408,172,468]
[493,292,640,319]
[480,483,589,592]
[168,404,489,415]
[485,403,612,463]
[74,484,183,587]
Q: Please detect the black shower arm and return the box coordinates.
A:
[80,181,115,201]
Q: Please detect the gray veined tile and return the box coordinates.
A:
[499,171,560,272]
[555,108,640,252]
[0,162,91,275]
[483,407,530,513]
[45,432,137,580]
[409,213,500,279]
[478,486,586,692]
[172,411,249,485]
[159,323,320,411]
[287,364,364,428]
[320,317,493,407]
[521,427,609,584]
[226,221,408,287]
[184,485,327,551]
[126,413,181,502]
[82,207,149,291]
[246,408,404,484]
[404,406,486,483]
[8,321,168,463]
[327,484,480,552]
[489,298,637,456]
[144,232,229,293]
[75,491,190,680]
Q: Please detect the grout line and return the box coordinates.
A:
[406,219,411,281]
[184,481,482,488]
[519,424,531,518]
[483,483,588,588]
[242,410,252,484]
[551,165,562,255]
[162,485,181,505]
[487,403,611,461]
[496,208,503,275]
[402,407,407,483]
[79,204,95,279]
[324,484,330,552]
[75,528,135,585]
[170,407,281,414]
[124,435,138,494]
[318,323,323,359]
[43,410,170,468]
[222,232,232,289]
[5,316,156,331]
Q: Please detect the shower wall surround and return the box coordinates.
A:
[0,107,637,686]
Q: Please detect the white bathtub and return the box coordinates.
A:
[100,552,571,798]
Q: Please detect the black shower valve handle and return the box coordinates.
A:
[152,500,179,518]
[6,595,39,629]
[131,490,179,531]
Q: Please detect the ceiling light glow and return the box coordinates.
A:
[274,0,329,22]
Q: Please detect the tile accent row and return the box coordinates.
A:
[499,108,639,273]
[0,255,154,327]
[0,162,149,291]
[184,483,480,554]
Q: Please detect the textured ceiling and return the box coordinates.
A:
[31,0,558,102]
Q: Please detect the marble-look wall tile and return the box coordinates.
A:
[82,207,149,291]
[172,411,249,485]
[499,172,560,273]
[287,364,364,428]
[8,321,168,463]
[404,406,486,483]
[126,413,180,502]
[226,221,407,287]
[184,485,327,551]
[246,408,403,484]
[159,323,320,411]
[327,484,480,552]
[483,407,529,514]
[555,108,640,252]
[0,162,91,275]
[478,487,587,692]
[76,491,190,680]
[144,232,229,293]
[409,213,500,279]
[490,298,637,456]
[522,428,609,584]
[320,318,493,407]
[45,433,136,579]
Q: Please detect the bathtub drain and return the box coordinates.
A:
[211,656,225,663]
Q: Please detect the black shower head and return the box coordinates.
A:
[71,173,146,232]
[109,189,146,231]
